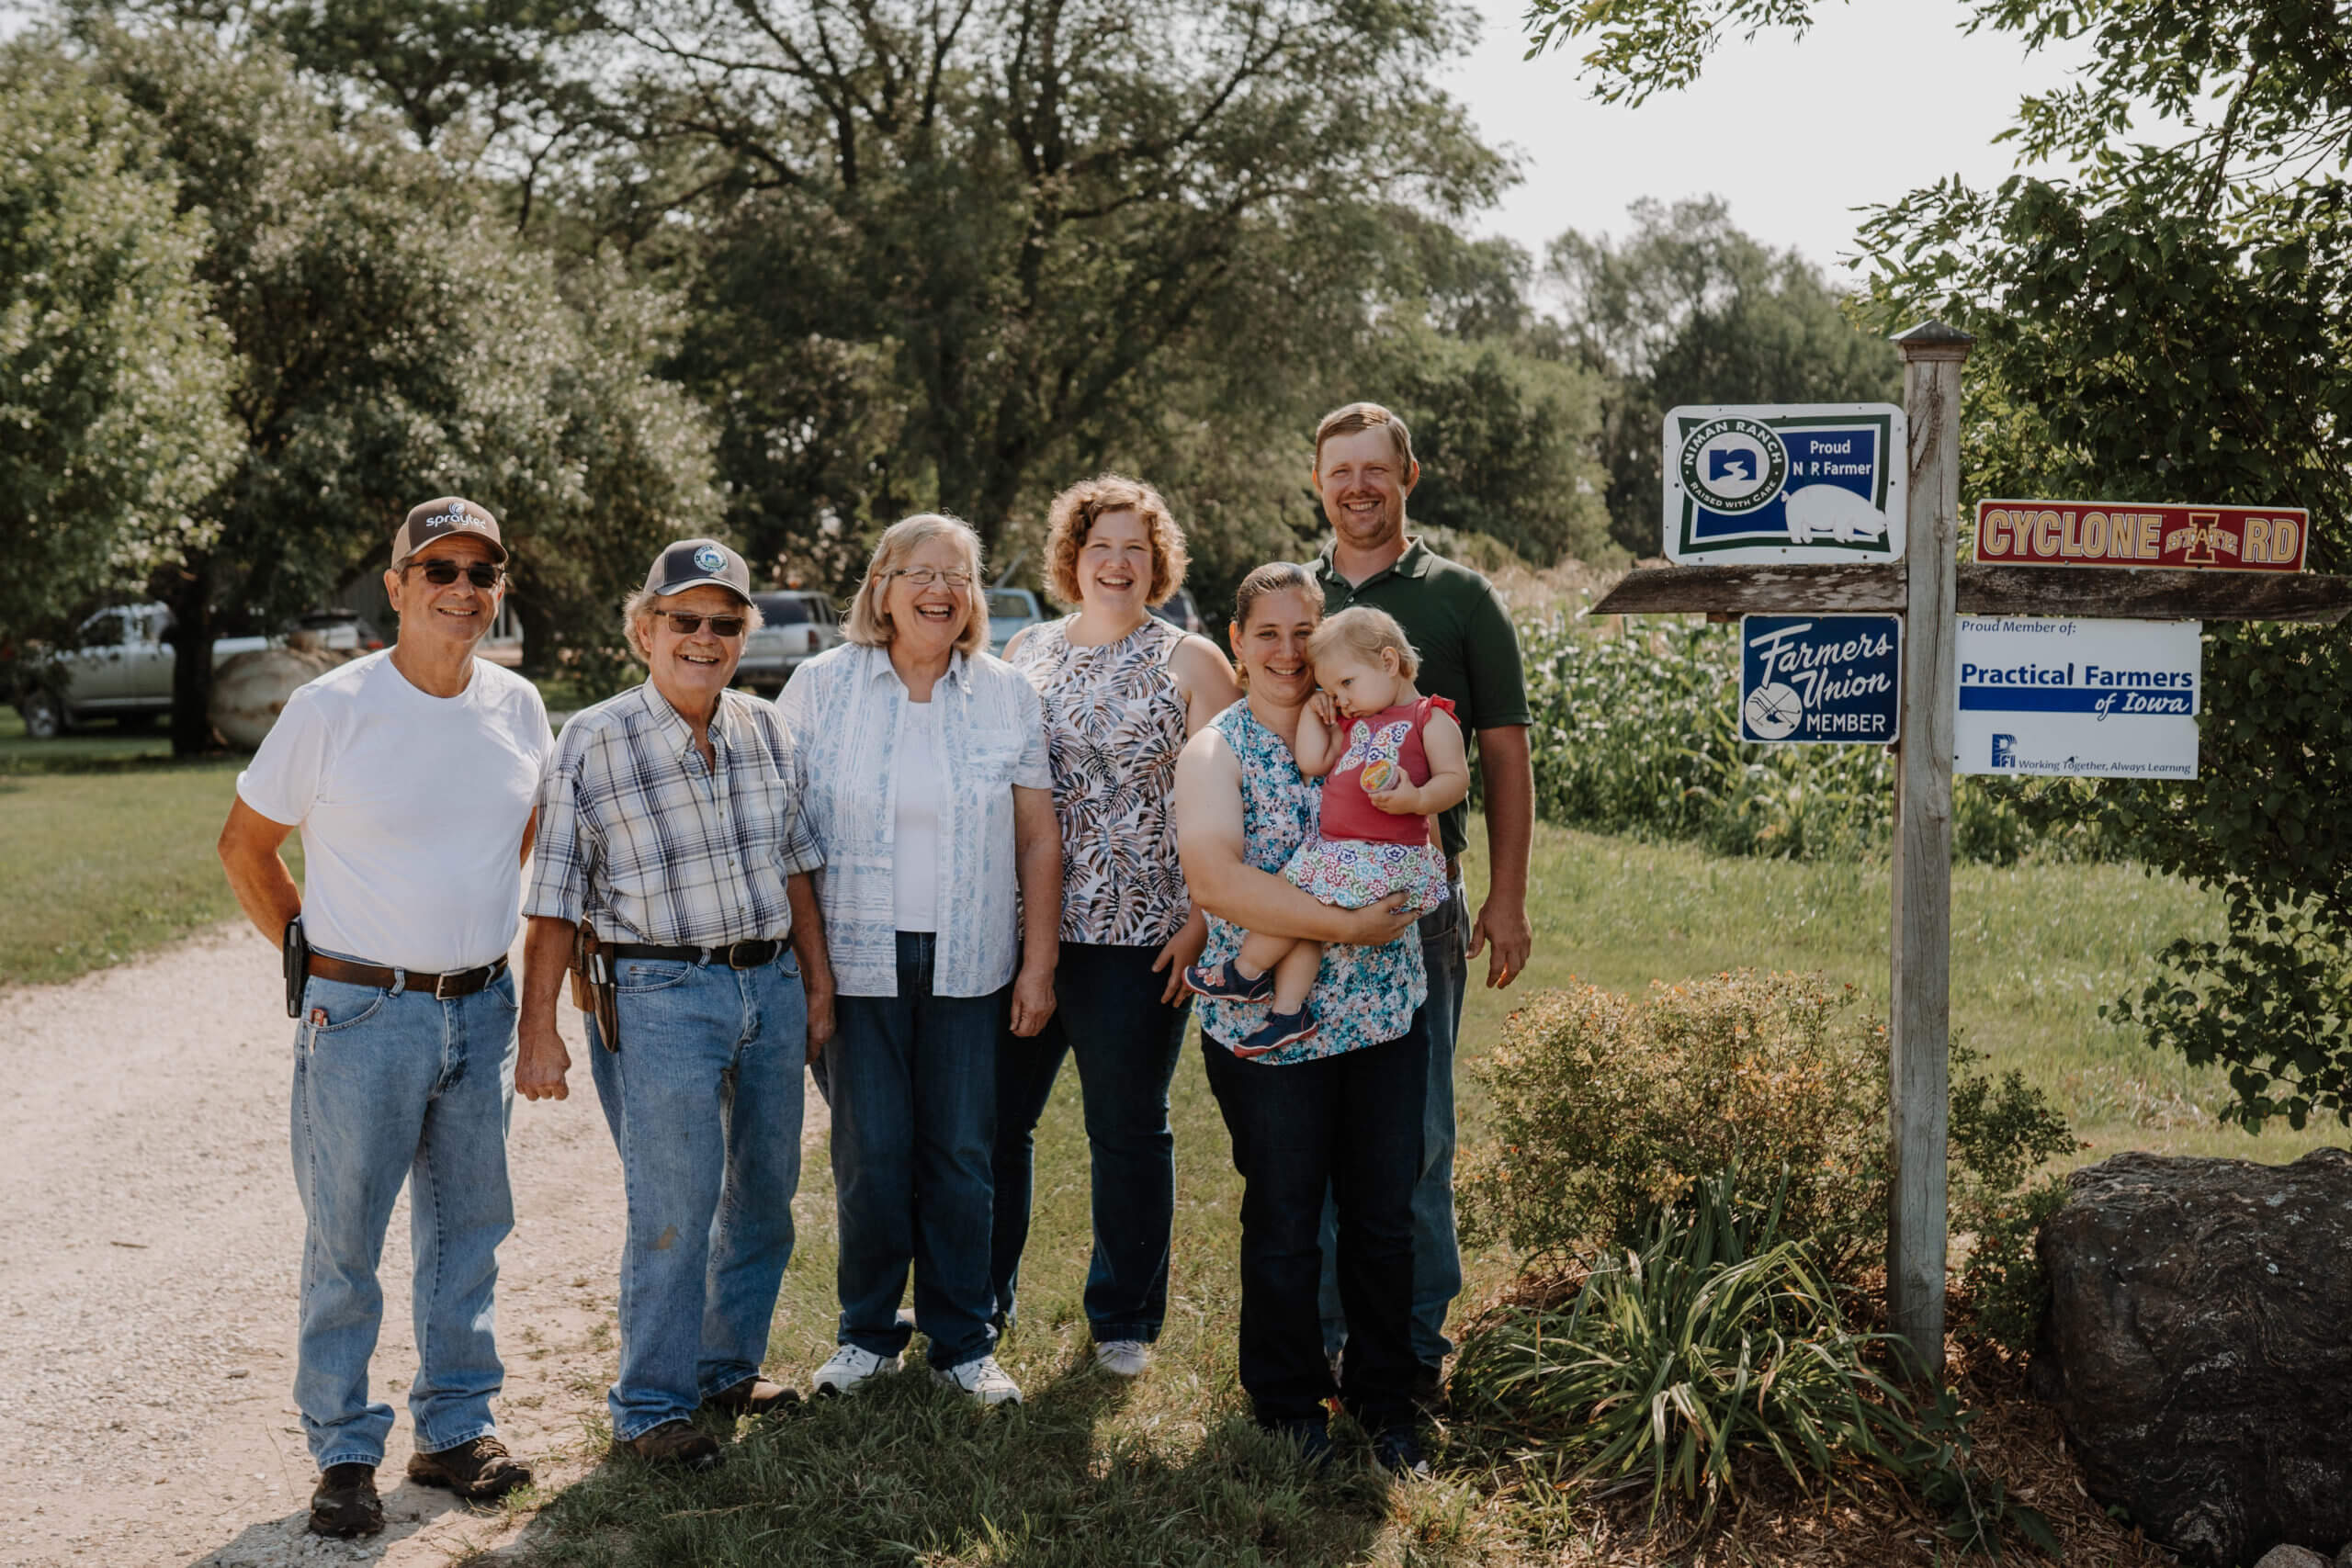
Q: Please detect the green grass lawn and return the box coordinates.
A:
[517,818,2327,1567]
[0,704,290,985]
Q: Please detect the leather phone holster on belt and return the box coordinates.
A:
[570,923,620,1053]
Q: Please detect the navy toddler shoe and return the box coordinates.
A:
[1232,1005,1317,1057]
[1184,958,1274,1003]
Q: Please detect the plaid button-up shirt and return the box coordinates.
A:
[524,682,822,946]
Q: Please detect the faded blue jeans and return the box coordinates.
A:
[289,964,518,1470]
[586,950,807,1440]
[1321,877,1469,1370]
[824,932,1003,1372]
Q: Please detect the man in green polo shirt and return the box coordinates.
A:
[1307,400,1534,1402]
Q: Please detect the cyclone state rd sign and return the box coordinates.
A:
[1738,615,1901,745]
[1973,501,2308,571]
[1664,403,1908,564]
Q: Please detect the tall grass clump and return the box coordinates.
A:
[1517,611,2074,863]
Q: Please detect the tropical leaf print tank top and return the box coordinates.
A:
[1010,614,1192,945]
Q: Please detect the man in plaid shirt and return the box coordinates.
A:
[516,538,835,1472]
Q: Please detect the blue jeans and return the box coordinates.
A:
[989,942,1190,1344]
[586,950,807,1440]
[1320,879,1468,1368]
[826,932,1003,1372]
[1202,1012,1429,1430]
[288,965,518,1469]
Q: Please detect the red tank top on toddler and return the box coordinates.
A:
[1317,694,1454,847]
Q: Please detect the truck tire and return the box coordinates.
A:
[209,649,337,750]
[20,692,67,739]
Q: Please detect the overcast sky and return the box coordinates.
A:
[1442,0,2096,277]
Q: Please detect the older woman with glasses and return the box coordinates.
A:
[779,513,1060,1407]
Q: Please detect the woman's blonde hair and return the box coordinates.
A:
[1043,474,1189,608]
[619,586,764,665]
[842,513,990,658]
[1306,604,1420,681]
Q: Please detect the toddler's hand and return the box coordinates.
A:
[1366,774,1419,814]
[1307,691,1339,727]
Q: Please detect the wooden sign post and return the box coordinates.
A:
[1592,321,2352,1377]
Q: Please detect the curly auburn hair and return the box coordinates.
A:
[1043,474,1189,608]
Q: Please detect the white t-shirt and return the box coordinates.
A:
[238,651,554,972]
[892,697,944,933]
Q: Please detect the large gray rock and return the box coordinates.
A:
[2034,1148,2352,1567]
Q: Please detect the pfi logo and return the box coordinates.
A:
[1992,733,2017,769]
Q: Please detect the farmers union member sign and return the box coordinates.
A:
[1664,403,1907,564]
[1737,615,1901,745]
[1953,616,2200,778]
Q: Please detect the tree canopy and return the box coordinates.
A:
[0,42,232,652]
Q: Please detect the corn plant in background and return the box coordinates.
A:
[1516,611,2064,864]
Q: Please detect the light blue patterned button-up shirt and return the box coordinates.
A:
[779,642,1052,998]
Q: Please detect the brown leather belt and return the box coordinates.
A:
[605,939,786,970]
[308,953,510,999]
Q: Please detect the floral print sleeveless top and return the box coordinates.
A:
[1195,700,1426,1066]
[1010,614,1192,945]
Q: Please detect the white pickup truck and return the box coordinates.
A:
[15,604,272,738]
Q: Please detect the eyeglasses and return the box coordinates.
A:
[654,609,749,637]
[887,568,973,590]
[403,558,504,589]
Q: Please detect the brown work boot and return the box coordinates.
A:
[704,1376,800,1418]
[308,1463,383,1538]
[619,1419,723,1471]
[406,1434,534,1500]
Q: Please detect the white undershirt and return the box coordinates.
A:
[893,696,944,932]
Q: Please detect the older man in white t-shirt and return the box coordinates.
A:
[218,498,553,1540]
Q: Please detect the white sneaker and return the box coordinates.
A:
[1092,1340,1150,1379]
[933,1354,1022,1406]
[812,1345,901,1396]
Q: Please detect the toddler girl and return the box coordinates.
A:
[1186,605,1468,1055]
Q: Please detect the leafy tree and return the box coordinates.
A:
[87,24,717,745]
[1524,0,2352,1131]
[588,0,1512,565]
[1546,197,1899,556]
[0,39,232,658]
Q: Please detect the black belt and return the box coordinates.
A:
[308,953,509,998]
[605,939,787,969]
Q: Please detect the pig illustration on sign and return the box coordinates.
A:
[1783,484,1889,545]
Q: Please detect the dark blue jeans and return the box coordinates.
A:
[989,942,1191,1344]
[1202,1011,1429,1431]
[1321,879,1468,1368]
[826,932,1004,1372]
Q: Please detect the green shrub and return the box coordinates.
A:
[1457,971,1891,1275]
[1516,611,2075,864]
[1949,1052,2081,1356]
[1453,1166,2060,1556]
[1461,973,2084,1358]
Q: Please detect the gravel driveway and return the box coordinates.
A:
[0,923,828,1567]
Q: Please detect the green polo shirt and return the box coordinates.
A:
[1312,536,1530,861]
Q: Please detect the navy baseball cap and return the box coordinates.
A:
[643,538,752,605]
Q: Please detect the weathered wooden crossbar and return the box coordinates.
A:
[1590,562,2352,624]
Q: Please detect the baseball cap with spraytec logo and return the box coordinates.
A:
[393,497,507,566]
[642,539,752,605]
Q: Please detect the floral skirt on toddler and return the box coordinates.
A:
[1281,834,1450,916]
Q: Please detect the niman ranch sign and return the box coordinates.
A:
[1594,328,2352,1379]
[1974,501,2311,572]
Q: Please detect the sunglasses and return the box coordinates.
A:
[655,609,749,638]
[404,558,504,589]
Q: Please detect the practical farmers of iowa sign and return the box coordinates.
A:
[1973,502,2310,571]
